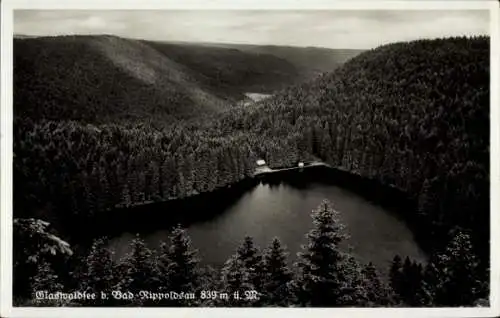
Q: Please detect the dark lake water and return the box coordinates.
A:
[104,168,427,275]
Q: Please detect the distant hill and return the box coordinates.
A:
[219,36,490,255]
[143,41,362,94]
[14,35,236,124]
[14,34,40,39]
[13,36,490,306]
[14,35,359,124]
[143,41,301,95]
[202,42,362,78]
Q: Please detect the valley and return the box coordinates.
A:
[14,35,361,125]
[12,34,490,308]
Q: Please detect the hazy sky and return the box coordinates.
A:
[14,10,489,49]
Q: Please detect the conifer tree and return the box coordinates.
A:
[157,226,200,306]
[260,237,293,306]
[423,231,484,306]
[394,256,426,306]
[418,260,437,306]
[400,257,415,305]
[219,254,255,307]
[78,237,115,306]
[337,253,367,306]
[361,262,391,306]
[198,265,220,307]
[417,177,440,221]
[115,234,158,306]
[236,236,263,292]
[399,256,413,302]
[294,199,349,306]
[13,218,73,300]
[30,260,69,306]
[160,155,176,199]
[389,254,403,299]
[121,184,132,207]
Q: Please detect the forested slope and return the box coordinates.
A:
[13,35,490,306]
[16,36,351,125]
[143,41,302,95]
[14,35,237,124]
[14,36,489,260]
[210,43,362,79]
[219,36,490,256]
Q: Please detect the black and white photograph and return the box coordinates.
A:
[1,0,498,316]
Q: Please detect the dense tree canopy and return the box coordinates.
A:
[13,36,490,307]
[218,36,489,254]
[15,201,484,307]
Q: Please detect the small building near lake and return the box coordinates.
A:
[256,159,266,167]
[298,162,304,168]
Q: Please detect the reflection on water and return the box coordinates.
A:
[108,170,427,276]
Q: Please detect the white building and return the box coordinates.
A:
[256,159,266,166]
[298,162,304,168]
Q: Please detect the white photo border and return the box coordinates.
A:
[1,1,499,318]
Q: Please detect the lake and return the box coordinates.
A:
[104,167,427,276]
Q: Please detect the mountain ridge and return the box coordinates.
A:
[14,34,360,124]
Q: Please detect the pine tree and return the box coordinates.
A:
[398,257,425,306]
[181,154,195,195]
[78,237,115,306]
[13,218,73,300]
[29,260,69,306]
[294,199,348,306]
[400,256,414,305]
[197,265,220,307]
[219,254,255,307]
[136,171,146,203]
[337,253,367,306]
[97,166,111,211]
[417,263,435,306]
[389,254,403,299]
[361,262,391,306]
[121,184,132,207]
[115,235,158,306]
[260,237,293,306]
[424,231,484,306]
[417,178,439,223]
[236,236,263,293]
[161,155,177,199]
[157,226,200,306]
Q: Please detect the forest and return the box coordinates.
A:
[14,35,358,124]
[13,36,490,306]
[15,200,488,307]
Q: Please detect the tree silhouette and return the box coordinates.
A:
[424,231,485,306]
[115,235,158,306]
[219,254,255,307]
[260,237,293,306]
[78,237,116,306]
[294,200,349,306]
[157,225,200,306]
[236,236,263,294]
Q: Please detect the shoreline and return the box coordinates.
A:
[67,164,425,251]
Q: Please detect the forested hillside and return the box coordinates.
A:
[16,201,487,307]
[218,36,490,258]
[15,35,356,125]
[143,41,301,94]
[14,35,235,124]
[15,36,489,241]
[13,36,490,306]
[209,43,362,79]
